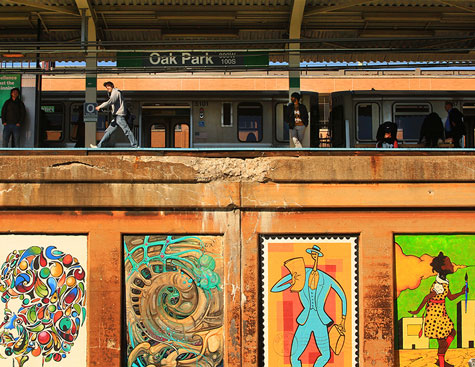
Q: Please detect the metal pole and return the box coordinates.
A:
[35,18,42,147]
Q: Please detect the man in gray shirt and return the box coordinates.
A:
[91,81,138,148]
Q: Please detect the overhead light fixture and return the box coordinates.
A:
[162,32,239,39]
[363,13,441,22]
[359,30,434,38]
[2,53,24,58]
[156,12,235,21]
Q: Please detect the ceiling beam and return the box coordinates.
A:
[75,0,98,44]
[435,0,475,13]
[2,0,79,16]
[74,0,97,24]
[305,0,375,17]
[289,0,306,39]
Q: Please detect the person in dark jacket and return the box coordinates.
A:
[376,121,398,148]
[419,112,444,147]
[284,92,308,148]
[1,88,26,147]
[444,101,465,148]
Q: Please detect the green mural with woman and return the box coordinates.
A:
[395,235,475,367]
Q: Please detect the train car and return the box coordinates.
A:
[329,90,475,148]
[38,90,319,149]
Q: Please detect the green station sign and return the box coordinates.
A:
[117,51,269,68]
[0,74,21,106]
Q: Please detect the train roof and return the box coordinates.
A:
[332,90,475,98]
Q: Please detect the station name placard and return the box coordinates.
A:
[117,51,269,68]
[0,75,21,116]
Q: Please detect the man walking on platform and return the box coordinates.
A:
[91,81,138,148]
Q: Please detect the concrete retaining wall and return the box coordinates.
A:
[0,151,474,367]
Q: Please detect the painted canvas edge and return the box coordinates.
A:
[259,235,359,367]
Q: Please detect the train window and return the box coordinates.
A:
[96,113,108,132]
[356,103,380,141]
[70,103,108,143]
[221,103,233,127]
[275,103,289,142]
[150,124,166,148]
[393,103,431,141]
[70,104,82,141]
[174,123,190,148]
[237,103,263,142]
[40,104,64,141]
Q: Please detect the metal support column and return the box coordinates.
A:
[288,0,306,147]
[35,18,42,147]
[80,7,97,147]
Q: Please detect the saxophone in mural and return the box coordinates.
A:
[124,235,224,367]
[0,246,86,367]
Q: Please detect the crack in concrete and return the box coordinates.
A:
[50,161,96,168]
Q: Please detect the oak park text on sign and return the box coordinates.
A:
[117,52,269,68]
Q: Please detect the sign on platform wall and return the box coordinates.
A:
[261,236,359,367]
[395,235,475,367]
[123,235,224,367]
[117,51,269,68]
[0,75,21,121]
[83,102,98,122]
[0,235,87,367]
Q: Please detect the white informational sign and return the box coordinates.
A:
[84,102,97,122]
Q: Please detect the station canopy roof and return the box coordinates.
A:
[0,0,474,66]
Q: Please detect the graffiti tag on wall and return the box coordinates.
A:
[124,235,224,367]
[261,236,358,367]
[0,235,87,367]
[395,235,475,367]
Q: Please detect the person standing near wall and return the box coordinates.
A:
[444,101,465,148]
[419,112,445,148]
[1,88,25,148]
[285,92,308,148]
[91,81,138,148]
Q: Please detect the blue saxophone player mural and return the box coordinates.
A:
[271,245,347,367]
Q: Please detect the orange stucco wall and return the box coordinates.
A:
[41,74,475,93]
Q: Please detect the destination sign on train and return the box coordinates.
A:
[117,51,269,68]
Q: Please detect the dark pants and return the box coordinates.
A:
[2,124,20,147]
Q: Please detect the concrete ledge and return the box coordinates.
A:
[241,182,475,208]
[1,153,475,183]
[0,182,240,208]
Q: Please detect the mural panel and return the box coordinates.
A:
[0,235,87,367]
[124,235,224,367]
[395,235,475,367]
[261,236,358,367]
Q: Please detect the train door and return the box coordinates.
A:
[463,103,475,148]
[141,104,191,148]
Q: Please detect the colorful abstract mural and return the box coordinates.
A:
[261,236,358,367]
[0,235,87,367]
[395,235,475,367]
[124,235,224,367]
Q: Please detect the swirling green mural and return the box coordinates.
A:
[124,235,224,367]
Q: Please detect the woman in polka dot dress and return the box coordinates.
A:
[409,252,468,367]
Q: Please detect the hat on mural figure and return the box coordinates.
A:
[306,245,324,256]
